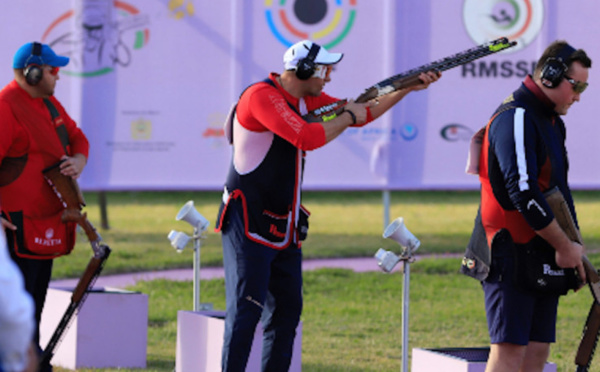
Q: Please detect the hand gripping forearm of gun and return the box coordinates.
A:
[303,37,517,123]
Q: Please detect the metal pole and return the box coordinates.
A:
[402,258,410,372]
[383,190,391,229]
[193,228,200,312]
[99,191,109,229]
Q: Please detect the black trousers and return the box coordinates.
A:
[9,249,54,372]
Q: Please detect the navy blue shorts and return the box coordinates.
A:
[482,241,559,345]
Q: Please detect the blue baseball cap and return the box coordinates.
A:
[12,42,69,69]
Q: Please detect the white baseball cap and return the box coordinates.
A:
[283,40,343,70]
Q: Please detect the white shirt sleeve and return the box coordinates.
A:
[0,228,35,372]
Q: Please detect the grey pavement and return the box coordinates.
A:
[49,254,460,290]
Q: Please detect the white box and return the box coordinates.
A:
[176,310,302,372]
[40,287,148,369]
[412,347,557,372]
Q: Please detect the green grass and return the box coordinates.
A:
[49,191,600,371]
[58,262,596,372]
[54,190,600,279]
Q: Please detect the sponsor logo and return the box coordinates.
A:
[34,228,62,247]
[526,199,547,216]
[265,0,357,48]
[543,264,565,277]
[441,124,473,142]
[461,59,536,78]
[462,257,476,270]
[342,123,419,142]
[41,1,150,77]
[399,123,418,141]
[131,118,152,140]
[463,0,544,53]
[168,0,195,19]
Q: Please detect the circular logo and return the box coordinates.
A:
[400,124,418,141]
[441,124,473,142]
[463,0,543,53]
[45,228,55,239]
[265,0,357,48]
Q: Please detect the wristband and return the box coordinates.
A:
[345,109,357,125]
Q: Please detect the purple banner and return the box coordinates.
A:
[0,0,598,190]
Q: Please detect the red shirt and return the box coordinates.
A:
[0,80,89,218]
[236,73,373,151]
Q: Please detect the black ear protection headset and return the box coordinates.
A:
[23,42,44,86]
[295,43,321,80]
[540,43,576,89]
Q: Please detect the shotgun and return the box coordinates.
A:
[304,37,517,122]
[576,302,600,372]
[544,187,600,371]
[39,161,111,367]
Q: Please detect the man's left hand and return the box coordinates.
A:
[60,154,87,179]
[411,70,441,91]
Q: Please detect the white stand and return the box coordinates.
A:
[176,310,302,372]
[40,287,148,369]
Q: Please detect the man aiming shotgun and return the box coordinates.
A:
[214,37,515,372]
[215,39,440,372]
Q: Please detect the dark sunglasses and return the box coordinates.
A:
[564,75,588,94]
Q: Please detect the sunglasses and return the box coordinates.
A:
[564,75,588,94]
[47,66,60,76]
[312,64,333,79]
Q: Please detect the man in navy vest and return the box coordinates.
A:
[476,40,591,372]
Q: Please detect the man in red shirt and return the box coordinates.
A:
[216,39,440,371]
[0,42,89,372]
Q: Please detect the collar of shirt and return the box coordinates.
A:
[523,74,555,112]
[269,73,300,108]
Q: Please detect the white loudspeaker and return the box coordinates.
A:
[382,217,420,253]
[176,200,210,232]
[168,230,191,252]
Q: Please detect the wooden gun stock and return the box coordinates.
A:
[576,302,600,372]
[42,161,86,210]
[305,37,517,122]
[40,160,112,367]
[61,209,100,243]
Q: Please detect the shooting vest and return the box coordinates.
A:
[479,85,572,246]
[215,78,308,249]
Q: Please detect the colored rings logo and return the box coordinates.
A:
[463,0,543,53]
[265,0,357,48]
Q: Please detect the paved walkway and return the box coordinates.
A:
[50,254,460,290]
